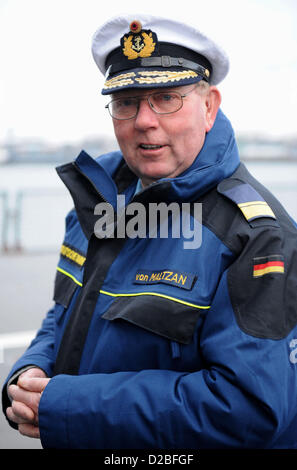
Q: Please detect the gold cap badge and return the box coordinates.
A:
[121,20,158,60]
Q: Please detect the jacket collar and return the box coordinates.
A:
[56,109,240,237]
[90,109,239,202]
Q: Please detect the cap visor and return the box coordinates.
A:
[102,67,203,94]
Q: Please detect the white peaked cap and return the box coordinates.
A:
[91,14,229,94]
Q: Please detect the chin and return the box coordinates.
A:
[139,164,175,181]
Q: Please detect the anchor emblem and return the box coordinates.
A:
[121,21,158,60]
[132,35,144,52]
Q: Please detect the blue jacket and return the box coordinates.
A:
[3,110,297,448]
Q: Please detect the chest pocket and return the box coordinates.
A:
[53,268,81,323]
[102,292,208,344]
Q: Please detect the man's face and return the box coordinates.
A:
[111,83,221,187]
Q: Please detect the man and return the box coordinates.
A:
[2,15,297,449]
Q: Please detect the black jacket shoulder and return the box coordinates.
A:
[202,163,297,339]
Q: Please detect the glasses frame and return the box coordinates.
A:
[105,83,200,120]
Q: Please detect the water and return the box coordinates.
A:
[244,160,297,221]
[0,164,73,251]
[0,160,296,252]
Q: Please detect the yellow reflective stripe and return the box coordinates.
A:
[56,267,211,310]
[237,201,275,221]
[56,267,83,286]
[100,289,210,310]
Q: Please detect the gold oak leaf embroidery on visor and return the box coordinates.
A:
[103,72,136,90]
[135,70,198,84]
[103,70,198,90]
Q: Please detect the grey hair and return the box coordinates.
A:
[196,80,210,94]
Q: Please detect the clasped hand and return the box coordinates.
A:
[6,367,50,439]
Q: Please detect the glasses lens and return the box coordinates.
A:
[107,91,184,119]
[149,92,182,114]
[110,97,138,119]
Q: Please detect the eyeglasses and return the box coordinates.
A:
[105,84,200,120]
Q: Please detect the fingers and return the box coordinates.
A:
[8,384,41,416]
[17,377,50,393]
[19,367,47,380]
[18,423,40,439]
[6,374,50,440]
[6,405,40,438]
[6,402,36,425]
[10,400,35,422]
[7,378,50,423]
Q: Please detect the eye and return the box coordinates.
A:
[116,98,135,108]
[160,93,175,102]
[153,92,180,105]
[123,98,136,107]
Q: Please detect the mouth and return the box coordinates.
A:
[139,143,165,150]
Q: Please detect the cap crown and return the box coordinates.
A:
[92,14,229,92]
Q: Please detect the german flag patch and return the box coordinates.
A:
[253,255,284,278]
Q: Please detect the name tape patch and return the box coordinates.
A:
[134,269,196,290]
[60,244,86,268]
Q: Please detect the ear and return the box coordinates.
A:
[205,87,221,132]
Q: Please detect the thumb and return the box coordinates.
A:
[19,367,47,380]
[18,377,50,393]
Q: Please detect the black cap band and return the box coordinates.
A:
[105,42,212,82]
[107,56,210,82]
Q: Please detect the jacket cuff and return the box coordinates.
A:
[38,374,73,448]
[6,365,38,400]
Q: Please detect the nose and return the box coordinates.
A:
[134,98,159,130]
